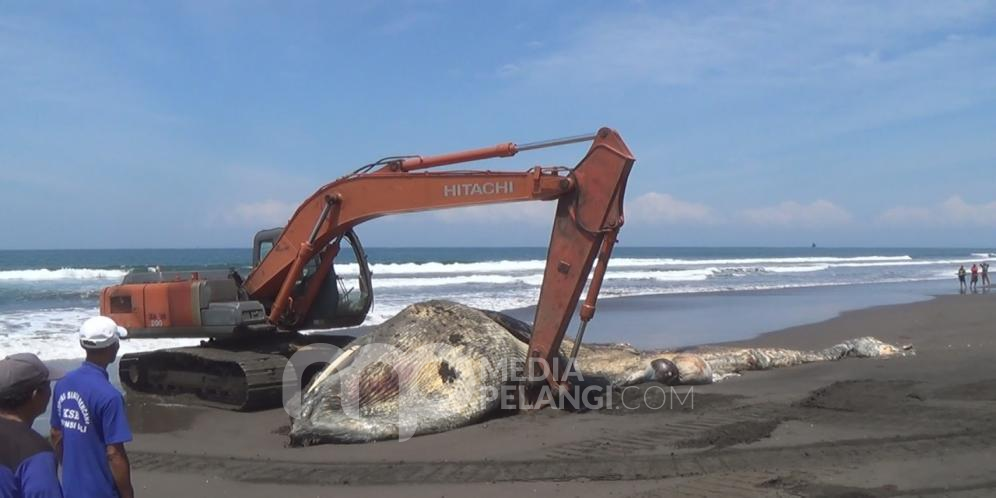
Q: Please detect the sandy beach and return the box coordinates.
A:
[109,290,996,497]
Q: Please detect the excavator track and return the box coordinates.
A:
[119,334,356,411]
[119,348,289,411]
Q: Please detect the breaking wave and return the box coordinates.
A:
[373,268,720,288]
[1,248,984,360]
[336,255,913,276]
[0,268,129,281]
[0,307,200,361]
[367,264,858,289]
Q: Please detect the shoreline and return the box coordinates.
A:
[36,276,962,366]
[32,277,961,368]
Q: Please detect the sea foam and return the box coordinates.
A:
[0,307,198,361]
[0,268,129,281]
[334,255,914,276]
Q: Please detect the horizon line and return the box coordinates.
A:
[1,245,993,252]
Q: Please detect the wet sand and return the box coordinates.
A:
[123,292,996,497]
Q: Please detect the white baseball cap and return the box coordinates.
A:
[79,316,128,350]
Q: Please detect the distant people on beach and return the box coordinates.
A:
[959,262,992,293]
[51,317,134,498]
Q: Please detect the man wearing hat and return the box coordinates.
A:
[50,317,134,498]
[0,353,64,497]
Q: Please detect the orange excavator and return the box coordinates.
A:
[100,127,635,410]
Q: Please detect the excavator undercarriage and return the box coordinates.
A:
[118,333,355,410]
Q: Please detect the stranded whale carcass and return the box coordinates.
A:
[290,301,530,445]
[573,336,911,387]
[290,301,911,445]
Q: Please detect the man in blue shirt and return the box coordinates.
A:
[0,353,64,498]
[50,317,134,498]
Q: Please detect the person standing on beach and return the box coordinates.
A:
[0,354,64,498]
[50,317,134,498]
[970,264,979,292]
[958,265,967,292]
[983,262,991,289]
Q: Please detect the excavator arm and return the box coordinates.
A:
[244,127,635,388]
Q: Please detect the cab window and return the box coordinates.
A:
[258,241,274,262]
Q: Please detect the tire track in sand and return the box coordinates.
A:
[129,428,996,486]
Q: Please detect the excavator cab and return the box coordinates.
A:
[252,228,373,330]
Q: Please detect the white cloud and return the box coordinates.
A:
[222,200,298,227]
[879,196,996,226]
[513,2,995,87]
[739,200,852,227]
[877,206,932,225]
[432,194,861,231]
[432,192,716,227]
[626,192,718,225]
[204,165,319,229]
[497,63,520,77]
[505,2,996,135]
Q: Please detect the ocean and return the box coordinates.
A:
[1,247,993,361]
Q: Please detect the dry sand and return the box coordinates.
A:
[123,292,996,497]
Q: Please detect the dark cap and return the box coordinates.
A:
[0,353,64,399]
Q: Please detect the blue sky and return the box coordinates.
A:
[2,1,995,249]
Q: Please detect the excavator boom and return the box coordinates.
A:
[245,127,635,387]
